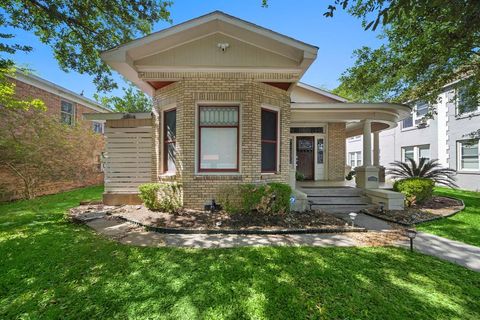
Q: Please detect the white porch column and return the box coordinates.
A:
[363,120,372,166]
[373,131,380,166]
[355,120,379,189]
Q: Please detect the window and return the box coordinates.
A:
[61,100,75,125]
[317,138,324,164]
[199,106,238,172]
[402,145,430,162]
[261,108,278,172]
[402,102,429,129]
[457,87,480,115]
[348,135,361,141]
[92,121,103,134]
[348,151,362,168]
[163,109,176,173]
[458,140,479,170]
[402,146,415,162]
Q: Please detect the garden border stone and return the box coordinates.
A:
[361,196,465,227]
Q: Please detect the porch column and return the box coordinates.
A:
[373,131,380,166]
[355,120,379,189]
[363,120,372,166]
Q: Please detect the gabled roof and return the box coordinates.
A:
[13,71,110,113]
[101,11,319,95]
[296,82,348,103]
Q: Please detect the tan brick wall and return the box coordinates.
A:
[153,75,291,209]
[0,78,104,202]
[327,122,346,181]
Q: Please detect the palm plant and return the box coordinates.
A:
[387,158,458,188]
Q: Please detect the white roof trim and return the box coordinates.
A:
[103,11,318,57]
[12,71,110,113]
[83,112,152,121]
[296,82,349,102]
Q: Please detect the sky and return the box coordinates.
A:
[8,0,383,100]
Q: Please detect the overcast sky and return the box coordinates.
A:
[9,0,383,100]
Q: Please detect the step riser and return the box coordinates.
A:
[311,205,374,214]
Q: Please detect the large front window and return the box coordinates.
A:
[199,106,239,172]
[61,100,75,125]
[163,109,176,173]
[261,108,278,172]
[402,145,430,162]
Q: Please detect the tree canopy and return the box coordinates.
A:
[95,84,153,113]
[0,0,172,92]
[327,0,480,110]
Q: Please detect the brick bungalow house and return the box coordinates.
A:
[86,11,410,210]
[0,71,110,201]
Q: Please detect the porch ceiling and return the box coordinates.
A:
[291,102,411,137]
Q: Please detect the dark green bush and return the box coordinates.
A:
[138,182,182,212]
[239,182,292,214]
[393,178,434,206]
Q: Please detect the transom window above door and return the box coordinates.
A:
[198,106,239,172]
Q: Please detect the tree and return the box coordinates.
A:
[94,84,153,113]
[0,0,172,92]
[328,0,480,112]
[387,158,458,188]
[0,106,103,199]
[0,67,44,110]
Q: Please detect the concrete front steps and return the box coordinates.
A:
[299,187,375,214]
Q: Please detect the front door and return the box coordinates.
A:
[296,136,314,180]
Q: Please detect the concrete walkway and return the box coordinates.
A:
[331,212,393,231]
[399,232,480,272]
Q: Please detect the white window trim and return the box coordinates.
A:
[60,100,75,125]
[92,121,104,134]
[194,101,243,176]
[455,88,480,118]
[261,103,281,175]
[457,139,480,172]
[401,102,429,131]
[348,151,362,168]
[401,145,430,163]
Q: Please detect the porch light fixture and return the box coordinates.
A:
[406,228,417,252]
[217,42,230,52]
[348,212,357,227]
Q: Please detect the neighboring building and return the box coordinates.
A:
[347,85,480,191]
[0,72,111,201]
[87,11,410,208]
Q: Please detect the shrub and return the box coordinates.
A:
[393,178,434,206]
[239,182,292,214]
[296,171,305,181]
[216,185,243,213]
[138,182,182,212]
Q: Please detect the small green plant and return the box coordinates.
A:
[387,158,457,188]
[217,185,243,213]
[295,171,305,181]
[345,170,356,181]
[393,178,434,206]
[240,182,292,214]
[138,182,182,212]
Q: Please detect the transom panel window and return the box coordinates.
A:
[402,102,429,129]
[61,100,75,125]
[458,140,479,170]
[261,108,278,172]
[348,151,362,168]
[199,106,239,172]
[164,109,176,173]
[402,145,430,162]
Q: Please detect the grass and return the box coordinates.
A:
[418,187,480,247]
[0,186,479,319]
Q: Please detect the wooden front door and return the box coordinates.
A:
[296,136,314,180]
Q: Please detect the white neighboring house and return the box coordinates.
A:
[346,86,480,191]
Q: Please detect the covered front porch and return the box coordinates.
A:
[290,102,411,190]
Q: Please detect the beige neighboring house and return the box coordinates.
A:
[86,11,410,211]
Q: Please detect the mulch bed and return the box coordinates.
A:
[363,196,464,226]
[110,205,350,231]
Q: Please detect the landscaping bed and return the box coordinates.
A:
[363,196,464,226]
[70,204,355,231]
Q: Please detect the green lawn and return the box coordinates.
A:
[418,187,480,247]
[1,186,480,319]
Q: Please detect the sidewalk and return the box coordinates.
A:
[400,232,480,272]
